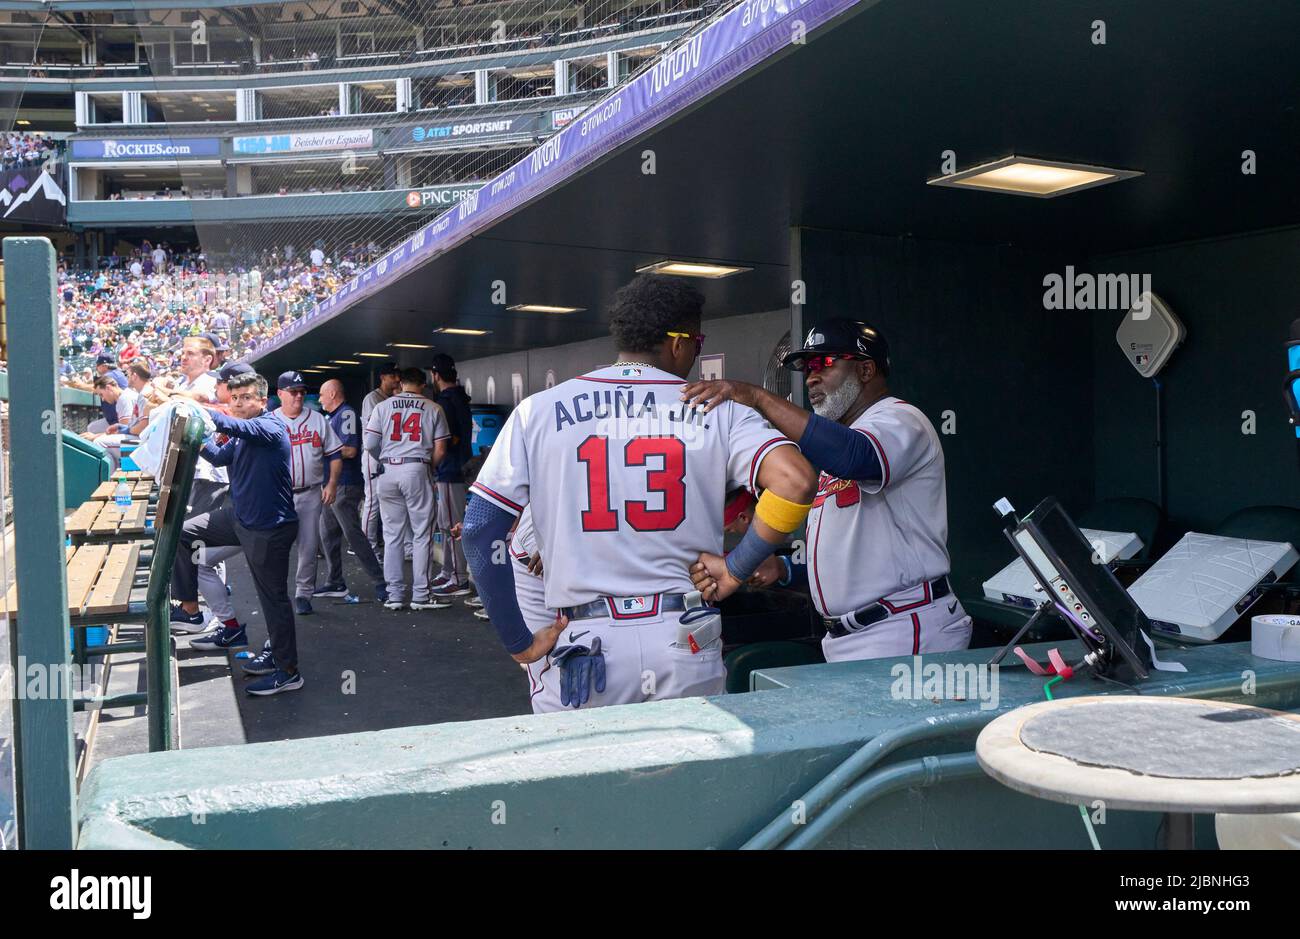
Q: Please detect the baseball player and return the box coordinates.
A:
[363,367,451,610]
[682,318,972,662]
[360,362,411,562]
[271,370,343,616]
[463,275,817,711]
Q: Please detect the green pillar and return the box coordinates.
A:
[5,237,76,849]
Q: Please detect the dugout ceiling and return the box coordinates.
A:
[251,0,1300,378]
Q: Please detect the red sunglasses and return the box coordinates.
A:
[800,354,864,374]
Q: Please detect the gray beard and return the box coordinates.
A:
[812,373,862,422]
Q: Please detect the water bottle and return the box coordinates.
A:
[114,480,131,509]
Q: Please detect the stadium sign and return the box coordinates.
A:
[550,107,583,130]
[0,165,67,224]
[403,184,485,210]
[70,137,221,160]
[390,115,540,148]
[232,129,374,155]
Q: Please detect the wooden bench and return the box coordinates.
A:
[3,540,147,621]
[90,478,155,500]
[66,498,150,540]
[110,470,153,482]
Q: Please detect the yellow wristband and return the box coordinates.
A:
[754,489,813,534]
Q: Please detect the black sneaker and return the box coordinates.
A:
[312,583,349,599]
[190,623,248,651]
[245,668,304,696]
[294,596,315,616]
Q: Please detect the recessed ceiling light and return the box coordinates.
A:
[355,352,389,358]
[301,369,323,374]
[636,260,752,279]
[388,342,432,349]
[507,303,585,314]
[331,359,361,365]
[926,155,1142,198]
[432,327,491,336]
[16,119,30,126]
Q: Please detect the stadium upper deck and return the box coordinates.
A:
[0,0,712,257]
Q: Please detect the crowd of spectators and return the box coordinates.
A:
[2,131,58,171]
[57,240,379,388]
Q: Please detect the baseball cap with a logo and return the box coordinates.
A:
[782,319,891,375]
[277,370,307,391]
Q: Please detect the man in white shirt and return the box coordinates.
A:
[83,376,140,471]
[310,246,325,267]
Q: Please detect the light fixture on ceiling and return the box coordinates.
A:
[355,352,389,358]
[331,359,361,365]
[388,342,432,349]
[636,260,752,279]
[15,119,30,126]
[926,155,1142,198]
[507,303,585,314]
[433,327,491,336]
[301,368,323,374]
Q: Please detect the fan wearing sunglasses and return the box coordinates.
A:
[681,318,971,664]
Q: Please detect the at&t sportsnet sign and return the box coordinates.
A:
[396,114,540,147]
[403,184,484,210]
[70,137,221,160]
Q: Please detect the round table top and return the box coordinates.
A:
[976,696,1300,814]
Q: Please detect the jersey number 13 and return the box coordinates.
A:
[577,434,685,532]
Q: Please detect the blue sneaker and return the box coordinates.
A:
[246,668,304,696]
[375,583,389,604]
[169,602,207,633]
[294,596,314,616]
[242,644,277,676]
[190,623,248,651]
[313,583,349,598]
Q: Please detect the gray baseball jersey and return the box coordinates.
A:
[271,407,342,488]
[471,363,796,609]
[805,396,951,616]
[363,391,450,461]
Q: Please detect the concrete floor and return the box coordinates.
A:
[88,545,531,773]
[220,547,532,743]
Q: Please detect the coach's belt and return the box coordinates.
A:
[564,593,693,623]
[382,457,427,465]
[823,576,952,639]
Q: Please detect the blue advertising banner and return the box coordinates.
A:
[262,0,865,355]
[69,138,222,160]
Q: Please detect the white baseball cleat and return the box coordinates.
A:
[383,600,406,611]
[473,609,490,620]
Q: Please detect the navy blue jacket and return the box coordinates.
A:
[201,409,297,530]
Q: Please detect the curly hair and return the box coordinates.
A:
[608,275,704,353]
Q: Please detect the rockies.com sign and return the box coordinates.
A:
[70,138,221,160]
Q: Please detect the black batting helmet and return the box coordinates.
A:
[782,319,891,375]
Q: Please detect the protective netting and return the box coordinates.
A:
[4,0,730,372]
